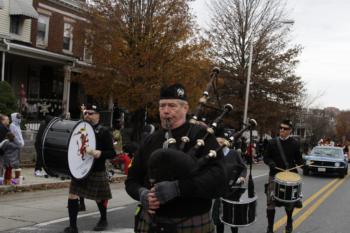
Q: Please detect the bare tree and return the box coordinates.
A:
[207,0,304,131]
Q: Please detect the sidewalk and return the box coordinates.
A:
[0,167,127,195]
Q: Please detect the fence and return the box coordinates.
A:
[24,121,41,131]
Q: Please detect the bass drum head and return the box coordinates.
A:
[68,121,96,180]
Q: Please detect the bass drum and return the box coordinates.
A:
[42,118,96,180]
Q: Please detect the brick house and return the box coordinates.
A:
[0,0,90,121]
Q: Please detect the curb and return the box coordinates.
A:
[0,175,127,195]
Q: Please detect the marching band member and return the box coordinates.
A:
[62,104,115,233]
[125,83,226,233]
[263,119,303,233]
[212,128,247,233]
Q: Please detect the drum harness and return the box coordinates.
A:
[276,138,290,170]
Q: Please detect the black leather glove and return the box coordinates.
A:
[154,180,180,204]
[268,161,276,169]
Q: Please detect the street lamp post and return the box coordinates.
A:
[242,41,254,127]
[242,20,294,126]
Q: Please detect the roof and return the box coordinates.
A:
[0,40,76,65]
[9,0,39,19]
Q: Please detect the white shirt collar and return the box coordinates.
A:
[279,135,290,141]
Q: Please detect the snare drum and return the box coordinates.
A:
[220,188,257,227]
[273,171,302,203]
[42,118,96,180]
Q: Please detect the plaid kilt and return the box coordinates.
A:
[69,171,111,201]
[136,210,215,233]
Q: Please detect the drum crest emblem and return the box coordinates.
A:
[74,125,89,160]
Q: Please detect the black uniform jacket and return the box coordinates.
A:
[91,124,115,172]
[264,137,303,176]
[125,122,227,218]
[224,148,247,179]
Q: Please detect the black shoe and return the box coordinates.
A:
[285,224,293,233]
[62,226,78,233]
[93,219,108,231]
[266,227,273,233]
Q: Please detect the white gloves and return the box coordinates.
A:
[85,147,102,158]
[236,177,246,185]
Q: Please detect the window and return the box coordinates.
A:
[10,16,23,35]
[83,44,92,62]
[83,30,93,62]
[63,23,73,52]
[37,15,50,47]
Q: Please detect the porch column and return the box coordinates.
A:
[62,65,71,118]
[1,51,5,81]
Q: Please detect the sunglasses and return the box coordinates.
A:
[280,126,291,131]
[84,111,96,116]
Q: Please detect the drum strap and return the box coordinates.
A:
[276,138,289,169]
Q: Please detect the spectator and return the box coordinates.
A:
[0,114,10,177]
[0,132,20,185]
[9,113,24,179]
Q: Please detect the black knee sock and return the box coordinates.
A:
[97,200,107,220]
[267,209,275,230]
[68,199,79,228]
[285,208,293,226]
[216,222,224,233]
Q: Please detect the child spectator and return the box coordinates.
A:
[0,132,20,185]
[113,143,139,175]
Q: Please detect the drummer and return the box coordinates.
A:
[212,127,247,233]
[263,119,303,233]
[62,104,115,233]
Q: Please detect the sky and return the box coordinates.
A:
[190,0,350,111]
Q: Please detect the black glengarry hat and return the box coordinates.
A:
[85,103,100,113]
[160,83,187,101]
[281,119,293,129]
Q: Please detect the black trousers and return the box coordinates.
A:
[34,146,43,171]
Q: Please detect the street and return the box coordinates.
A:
[1,164,349,233]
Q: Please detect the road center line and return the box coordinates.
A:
[252,173,269,179]
[274,177,340,231]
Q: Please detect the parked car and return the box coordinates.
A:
[303,146,348,178]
